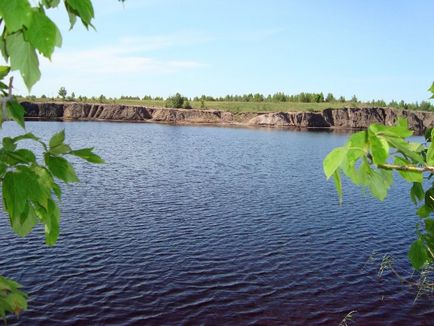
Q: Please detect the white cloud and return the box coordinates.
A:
[41,31,207,75]
[118,31,210,52]
[11,33,208,96]
[42,48,205,76]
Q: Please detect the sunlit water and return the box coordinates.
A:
[1,121,433,325]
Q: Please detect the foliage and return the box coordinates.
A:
[58,86,67,99]
[165,92,186,109]
[27,91,434,112]
[323,108,434,271]
[183,100,192,110]
[325,93,335,103]
[0,0,104,320]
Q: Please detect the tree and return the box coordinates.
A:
[324,82,434,274]
[253,93,264,102]
[0,0,104,320]
[58,87,67,99]
[165,92,185,108]
[183,100,192,109]
[326,93,336,103]
[315,92,324,103]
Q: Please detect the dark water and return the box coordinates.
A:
[0,121,433,325]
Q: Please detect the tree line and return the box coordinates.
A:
[19,88,434,112]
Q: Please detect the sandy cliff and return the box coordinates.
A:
[22,102,434,134]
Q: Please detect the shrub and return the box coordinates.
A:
[165,93,185,108]
[183,100,192,109]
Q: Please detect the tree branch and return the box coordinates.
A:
[377,163,434,174]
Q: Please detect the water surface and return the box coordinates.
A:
[0,121,432,325]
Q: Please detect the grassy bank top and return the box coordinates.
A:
[21,98,428,114]
[19,91,434,114]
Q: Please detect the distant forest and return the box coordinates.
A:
[22,90,434,112]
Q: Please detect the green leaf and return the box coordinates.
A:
[45,199,60,245]
[35,199,61,245]
[5,32,41,90]
[0,275,27,318]
[25,9,62,58]
[49,130,65,149]
[425,219,434,236]
[341,156,361,184]
[0,36,7,62]
[425,128,433,142]
[13,132,39,143]
[2,172,28,220]
[8,149,36,164]
[333,170,343,204]
[427,141,434,167]
[370,119,413,138]
[10,202,38,237]
[417,205,432,218]
[408,238,429,270]
[66,8,77,29]
[6,100,25,128]
[425,187,434,210]
[2,168,51,221]
[0,0,32,32]
[411,183,425,204]
[323,146,347,179]
[42,0,61,8]
[0,162,7,177]
[0,65,10,79]
[33,166,61,200]
[429,82,434,99]
[50,144,72,155]
[13,132,47,151]
[22,168,50,204]
[349,131,367,149]
[368,130,389,165]
[4,291,28,315]
[52,182,62,200]
[3,137,16,151]
[0,81,8,90]
[340,133,366,185]
[45,154,79,183]
[408,143,424,153]
[368,169,392,201]
[65,0,95,28]
[387,137,424,164]
[70,147,105,163]
[394,157,423,183]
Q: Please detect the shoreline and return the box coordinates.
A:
[21,101,434,135]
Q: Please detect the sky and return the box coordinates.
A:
[11,0,434,102]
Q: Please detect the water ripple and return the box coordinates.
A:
[0,121,433,325]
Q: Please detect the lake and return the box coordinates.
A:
[1,121,433,325]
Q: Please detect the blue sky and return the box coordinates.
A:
[14,0,434,102]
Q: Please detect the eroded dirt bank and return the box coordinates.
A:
[22,102,434,134]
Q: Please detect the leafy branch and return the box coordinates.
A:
[0,0,104,320]
[324,116,434,272]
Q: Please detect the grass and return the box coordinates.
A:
[22,97,389,113]
[98,99,364,113]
